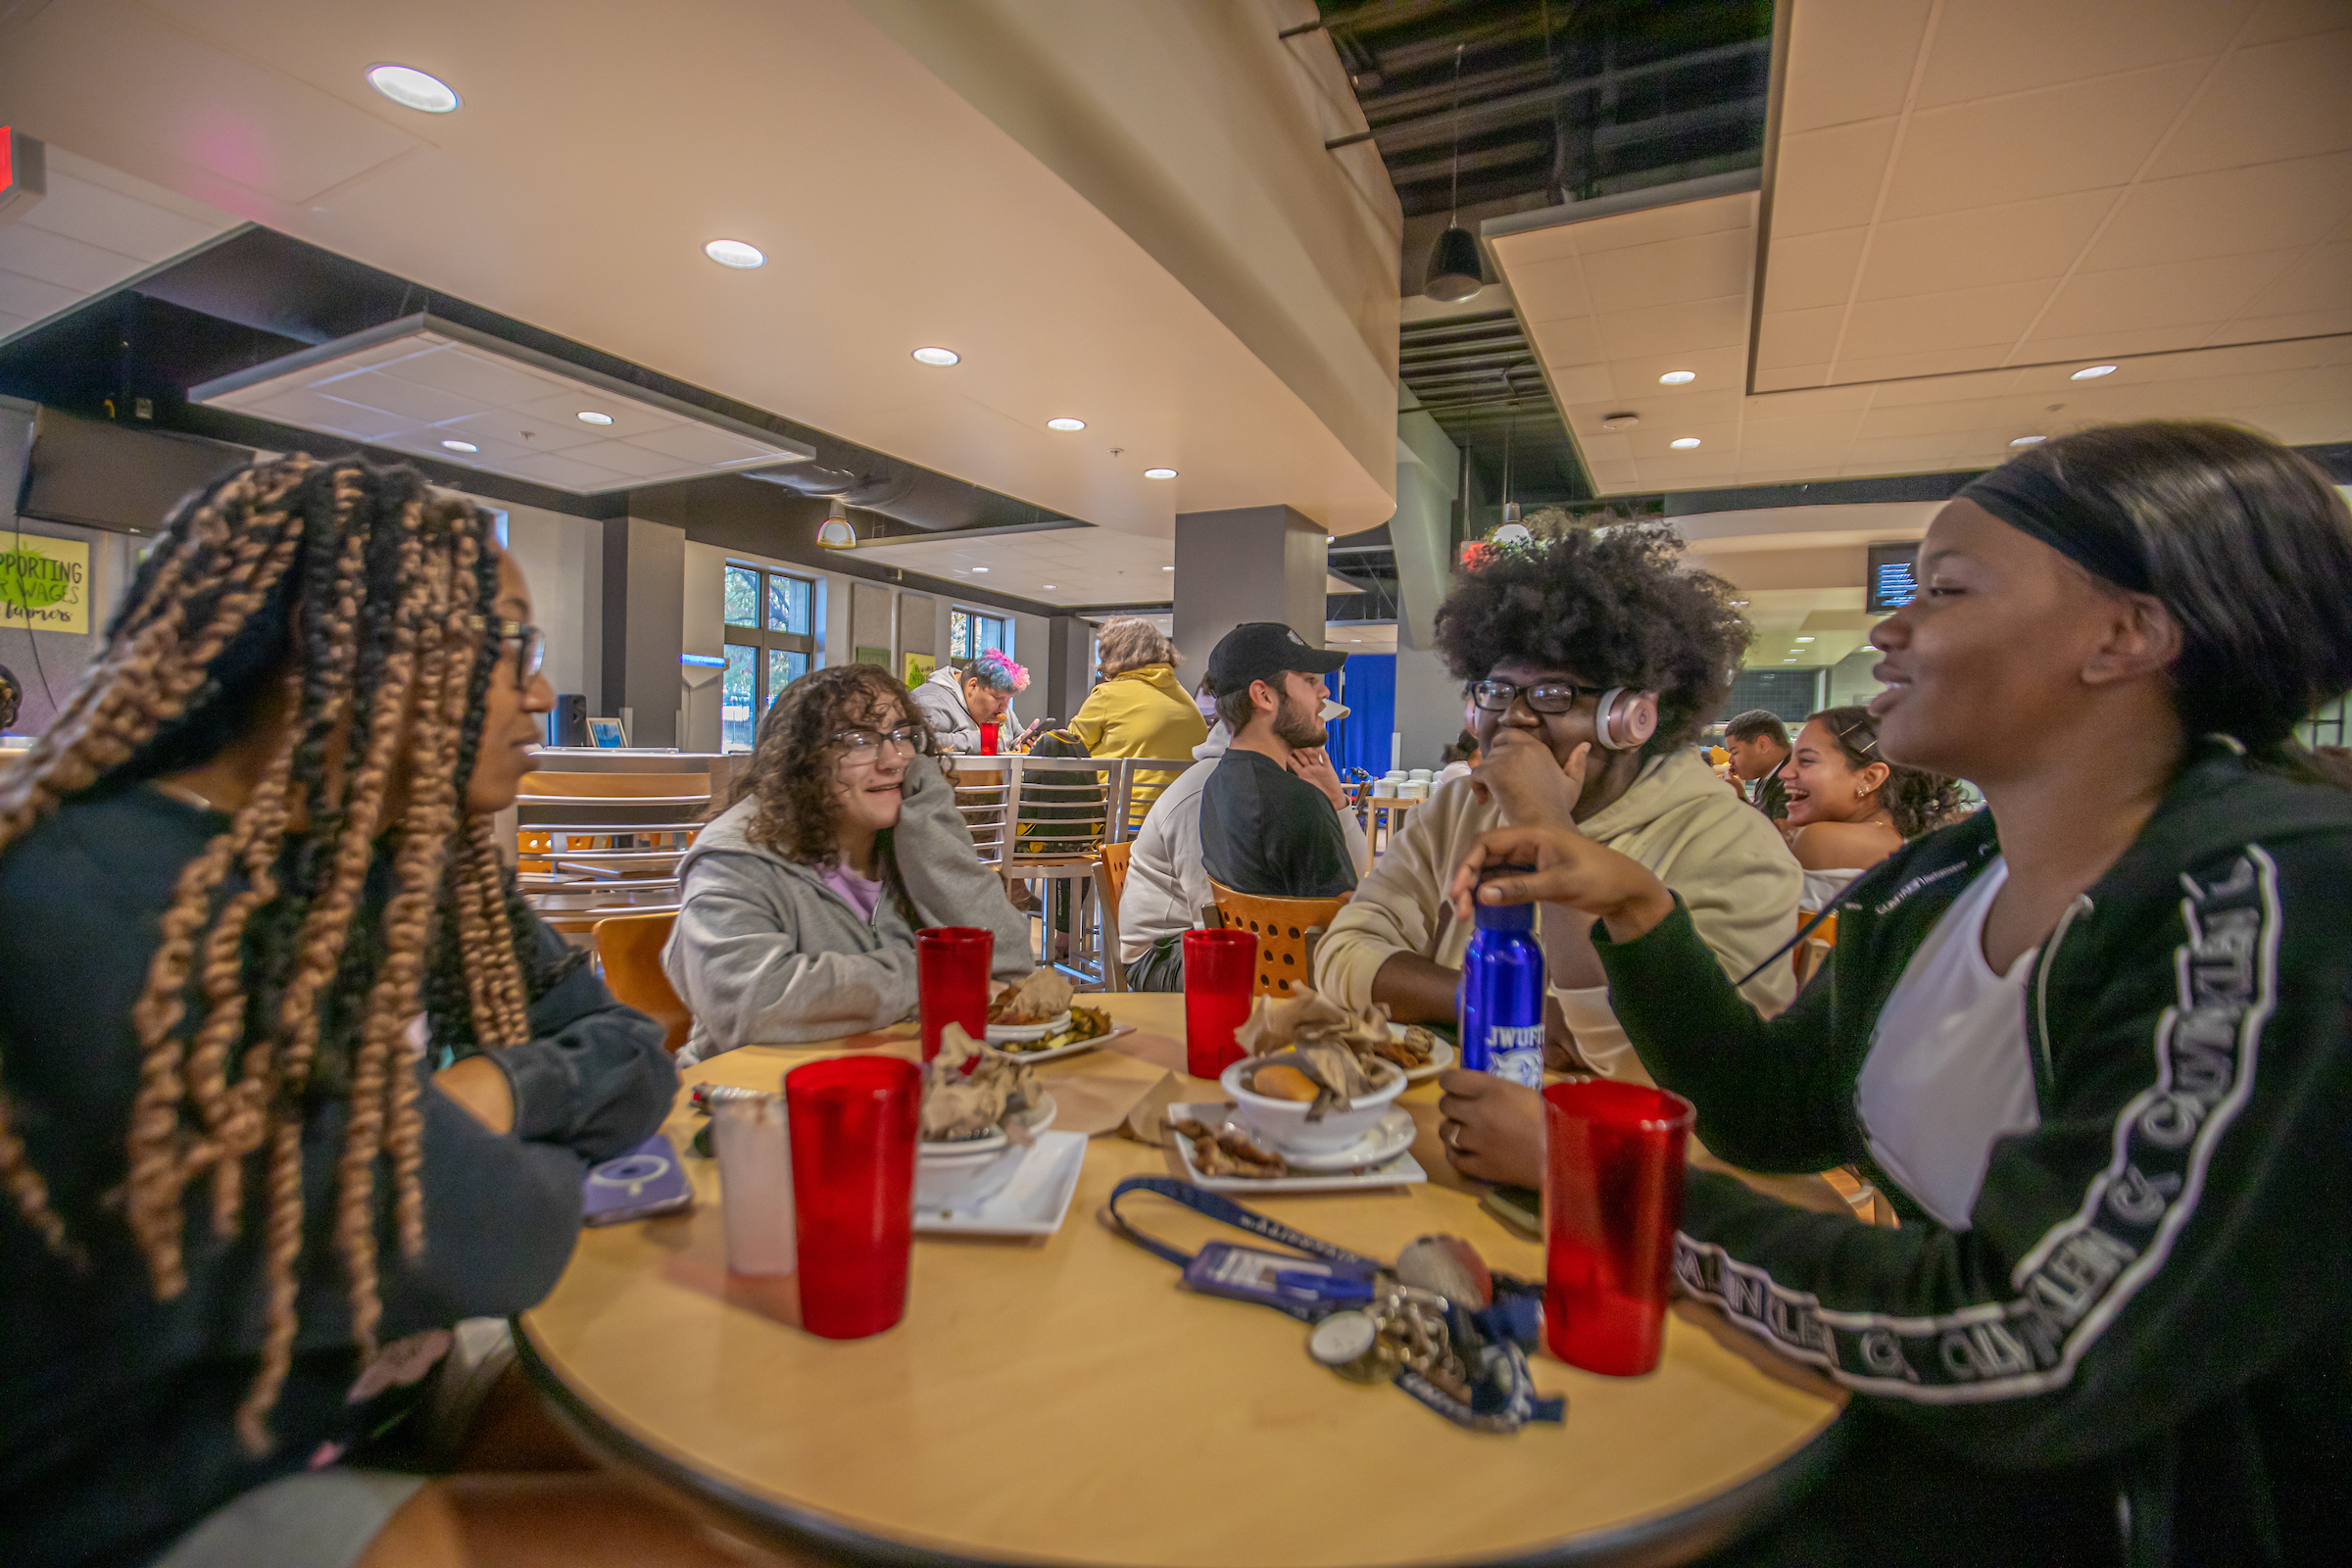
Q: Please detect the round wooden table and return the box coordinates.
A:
[518,994,1845,1568]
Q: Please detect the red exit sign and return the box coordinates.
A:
[0,126,46,222]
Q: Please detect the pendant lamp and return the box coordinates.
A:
[815,498,857,550]
[1424,44,1485,302]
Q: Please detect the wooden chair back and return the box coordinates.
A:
[1093,840,1134,993]
[594,910,693,1054]
[1207,880,1352,999]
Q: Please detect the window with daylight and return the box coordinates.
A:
[722,563,817,750]
[948,607,1008,662]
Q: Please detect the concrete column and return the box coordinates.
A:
[600,515,686,748]
[1390,407,1470,770]
[1172,504,1330,674]
[1045,614,1094,727]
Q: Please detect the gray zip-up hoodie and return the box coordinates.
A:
[663,757,1030,1062]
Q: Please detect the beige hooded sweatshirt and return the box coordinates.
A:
[1314,749,1801,1067]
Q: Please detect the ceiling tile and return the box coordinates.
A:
[1839,278,2052,359]
[514,389,677,440]
[1568,388,1743,430]
[1882,62,2207,218]
[1772,119,1900,237]
[1854,189,2114,301]
[1502,255,1591,322]
[2012,323,2223,362]
[1763,227,1868,311]
[0,269,80,321]
[2031,251,2291,339]
[1757,305,1845,370]
[564,438,700,479]
[1609,345,1749,397]
[1780,0,1933,133]
[2244,0,2352,45]
[381,345,571,408]
[20,169,226,262]
[1748,381,1879,414]
[1864,368,2023,405]
[2227,306,2352,341]
[2235,241,2352,318]
[625,422,787,466]
[306,368,491,425]
[2143,31,2352,178]
[1914,0,2240,108]
[504,453,633,492]
[1752,365,1832,392]
[374,429,536,466]
[1831,346,2042,383]
[1543,363,1616,403]
[247,388,413,440]
[1740,410,1868,446]
[424,405,601,453]
[1856,398,2009,439]
[0,222,145,291]
[2081,154,2352,270]
[1528,315,1604,368]
[1579,227,1753,312]
[1569,192,1755,255]
[1593,293,1748,359]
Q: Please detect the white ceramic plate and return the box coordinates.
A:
[985,1011,1072,1044]
[985,1021,1135,1063]
[916,1091,1058,1160]
[1165,1102,1427,1193]
[1241,1106,1416,1172]
[913,1131,1088,1237]
[1395,1032,1455,1084]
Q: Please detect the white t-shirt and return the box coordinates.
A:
[1856,858,2041,1230]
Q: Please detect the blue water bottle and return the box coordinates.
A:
[1458,881,1545,1088]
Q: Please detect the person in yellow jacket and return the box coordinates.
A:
[1068,617,1208,826]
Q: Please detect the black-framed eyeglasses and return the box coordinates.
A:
[833,725,931,762]
[1469,678,1605,714]
[495,619,547,690]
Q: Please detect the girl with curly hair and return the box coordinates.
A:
[1315,518,1800,1139]
[1779,704,1969,908]
[663,663,1027,1061]
[0,457,780,1568]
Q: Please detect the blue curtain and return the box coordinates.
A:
[1326,654,1396,778]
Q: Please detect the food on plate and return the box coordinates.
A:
[1250,1063,1321,1102]
[1175,1117,1287,1179]
[1238,986,1433,1075]
[987,967,1075,1026]
[994,1004,1111,1054]
[1369,1025,1439,1072]
[921,1024,1048,1144]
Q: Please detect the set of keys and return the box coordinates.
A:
[1305,1283,1473,1403]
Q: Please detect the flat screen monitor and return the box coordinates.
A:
[19,411,250,534]
[1866,542,1919,614]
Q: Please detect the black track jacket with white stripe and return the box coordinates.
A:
[1595,741,2350,1563]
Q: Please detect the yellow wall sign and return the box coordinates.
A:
[1,531,90,634]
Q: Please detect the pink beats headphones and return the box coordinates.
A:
[1592,687,1659,751]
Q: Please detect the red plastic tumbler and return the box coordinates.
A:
[785,1055,921,1340]
[916,927,993,1061]
[1182,928,1259,1080]
[1541,1080,1696,1376]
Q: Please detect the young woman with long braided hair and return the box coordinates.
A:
[0,458,802,1568]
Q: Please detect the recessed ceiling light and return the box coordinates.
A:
[1795,636,1815,643]
[577,411,613,425]
[1047,417,1086,432]
[972,565,989,572]
[1670,437,1701,449]
[704,239,764,270]
[1145,467,1178,479]
[2071,365,2117,380]
[366,64,460,113]
[441,439,478,453]
[911,346,959,367]
[1042,583,1057,590]
[1659,370,1696,385]
[1161,564,1176,571]
[2010,434,2046,446]
[1599,413,1640,431]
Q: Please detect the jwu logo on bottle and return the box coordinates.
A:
[1486,1024,1544,1087]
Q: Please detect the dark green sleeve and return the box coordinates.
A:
[1592,896,1849,1173]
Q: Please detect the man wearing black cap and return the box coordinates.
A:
[1198,622,1356,901]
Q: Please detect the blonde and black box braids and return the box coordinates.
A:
[0,454,553,1451]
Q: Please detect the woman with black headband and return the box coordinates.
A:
[1448,421,2352,1565]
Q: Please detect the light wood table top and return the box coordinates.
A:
[518,994,1844,1568]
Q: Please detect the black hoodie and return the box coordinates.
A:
[1596,740,2351,1564]
[0,785,677,1568]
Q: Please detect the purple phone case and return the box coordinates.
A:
[581,1133,693,1226]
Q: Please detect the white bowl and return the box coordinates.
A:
[915,1094,1058,1208]
[985,1011,1071,1045]
[1218,1058,1406,1156]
